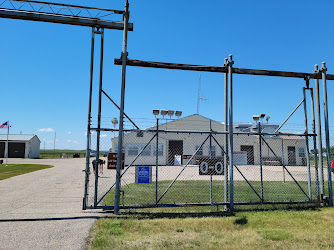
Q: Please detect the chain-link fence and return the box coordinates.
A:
[84,124,332,211]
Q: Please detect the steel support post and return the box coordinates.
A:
[259,122,264,201]
[223,58,229,207]
[228,55,234,211]
[114,0,129,214]
[83,27,95,209]
[210,120,213,204]
[94,27,104,207]
[321,62,333,206]
[303,87,312,200]
[281,138,285,183]
[156,118,159,203]
[309,88,320,200]
[314,64,325,197]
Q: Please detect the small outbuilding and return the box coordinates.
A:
[0,134,40,158]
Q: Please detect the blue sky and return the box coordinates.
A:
[1,0,334,149]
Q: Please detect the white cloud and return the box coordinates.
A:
[67,140,79,144]
[100,134,107,138]
[85,131,95,136]
[67,131,72,135]
[38,128,55,132]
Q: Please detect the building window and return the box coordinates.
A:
[153,144,164,156]
[298,148,306,158]
[128,144,139,156]
[209,146,216,157]
[141,144,151,156]
[114,144,125,153]
[195,146,203,156]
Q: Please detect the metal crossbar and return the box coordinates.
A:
[0,0,134,30]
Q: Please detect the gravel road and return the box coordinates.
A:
[0,158,103,250]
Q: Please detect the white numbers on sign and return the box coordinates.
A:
[199,161,223,175]
[200,162,208,174]
[215,162,223,174]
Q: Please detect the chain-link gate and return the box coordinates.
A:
[83,46,333,213]
[84,121,330,211]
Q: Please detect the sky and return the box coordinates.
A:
[1,0,334,150]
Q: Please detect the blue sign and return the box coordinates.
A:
[137,166,150,184]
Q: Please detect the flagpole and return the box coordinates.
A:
[5,120,9,166]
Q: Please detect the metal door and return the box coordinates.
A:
[240,145,254,165]
[288,146,296,165]
[168,140,183,165]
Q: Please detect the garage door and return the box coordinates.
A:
[9,143,25,158]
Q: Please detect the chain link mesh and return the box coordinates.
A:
[84,126,328,210]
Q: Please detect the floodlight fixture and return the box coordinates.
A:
[259,113,266,119]
[161,109,168,117]
[112,117,118,126]
[175,111,182,117]
[266,116,270,123]
[167,110,175,118]
[153,109,160,116]
[253,115,260,121]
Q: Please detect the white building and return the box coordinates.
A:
[111,114,307,166]
[0,134,40,158]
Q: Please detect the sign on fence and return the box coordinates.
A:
[198,158,224,175]
[107,152,124,169]
[135,166,152,184]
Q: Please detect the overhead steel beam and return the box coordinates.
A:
[114,59,334,80]
[0,9,133,30]
[10,0,124,14]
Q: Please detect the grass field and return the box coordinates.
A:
[0,164,53,180]
[39,149,109,158]
[89,179,334,249]
[88,207,334,249]
[101,180,323,209]
[39,149,87,159]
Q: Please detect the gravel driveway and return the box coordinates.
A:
[0,158,103,250]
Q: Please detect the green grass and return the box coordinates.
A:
[39,149,108,158]
[88,207,334,249]
[91,177,334,248]
[39,149,87,159]
[101,180,321,209]
[0,164,53,180]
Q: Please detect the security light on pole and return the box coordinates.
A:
[153,109,160,116]
[160,110,168,118]
[253,115,260,121]
[167,110,174,119]
[175,111,182,118]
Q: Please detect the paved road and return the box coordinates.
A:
[0,158,103,250]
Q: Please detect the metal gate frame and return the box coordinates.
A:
[78,1,333,213]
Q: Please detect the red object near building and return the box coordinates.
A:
[331,160,334,173]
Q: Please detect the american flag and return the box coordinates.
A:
[0,121,8,128]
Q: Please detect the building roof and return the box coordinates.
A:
[0,134,40,142]
[150,114,226,131]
